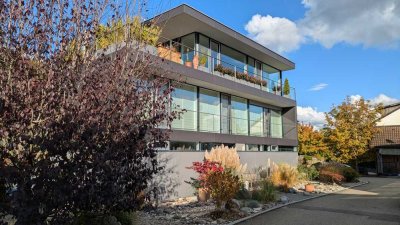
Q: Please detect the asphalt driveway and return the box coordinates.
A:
[239,177,400,225]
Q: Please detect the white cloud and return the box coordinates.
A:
[245,14,303,53]
[309,83,328,91]
[369,94,399,106]
[297,106,326,130]
[349,94,363,104]
[245,0,400,52]
[300,0,400,48]
[349,94,399,106]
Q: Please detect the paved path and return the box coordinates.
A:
[239,177,400,225]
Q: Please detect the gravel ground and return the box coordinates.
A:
[136,181,363,225]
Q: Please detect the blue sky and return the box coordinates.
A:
[146,0,400,127]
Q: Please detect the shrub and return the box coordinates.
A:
[342,167,360,182]
[270,164,299,192]
[206,171,241,209]
[186,160,224,190]
[259,169,268,179]
[114,211,138,225]
[205,145,247,175]
[318,163,348,184]
[73,211,137,225]
[251,180,276,203]
[235,188,252,200]
[298,165,319,181]
[319,170,345,184]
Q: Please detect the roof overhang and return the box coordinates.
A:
[146,4,295,71]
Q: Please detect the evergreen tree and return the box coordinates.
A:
[283,78,290,96]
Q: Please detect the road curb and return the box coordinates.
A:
[227,181,369,225]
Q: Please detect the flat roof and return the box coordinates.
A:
[146,4,295,71]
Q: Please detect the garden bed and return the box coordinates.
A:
[136,180,362,225]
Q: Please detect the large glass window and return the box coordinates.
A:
[199,88,220,133]
[198,34,210,72]
[221,94,230,134]
[247,57,255,76]
[249,105,263,136]
[211,40,219,72]
[220,45,246,73]
[231,96,248,135]
[171,83,197,131]
[262,64,281,93]
[270,109,283,138]
[181,34,196,64]
[263,108,271,137]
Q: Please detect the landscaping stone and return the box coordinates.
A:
[280,195,289,203]
[240,207,253,214]
[136,181,353,225]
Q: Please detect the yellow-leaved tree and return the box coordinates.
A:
[298,123,330,159]
[324,97,382,169]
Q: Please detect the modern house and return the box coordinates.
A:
[146,5,299,197]
[371,102,400,176]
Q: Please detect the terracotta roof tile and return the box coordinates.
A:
[370,125,400,148]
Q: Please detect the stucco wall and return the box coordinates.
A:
[157,151,298,199]
[377,109,400,126]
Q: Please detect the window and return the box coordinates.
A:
[247,144,261,151]
[270,109,283,138]
[279,146,296,152]
[249,105,263,136]
[171,83,197,131]
[211,40,219,72]
[220,45,246,73]
[181,34,196,64]
[221,94,230,134]
[263,108,271,137]
[199,88,220,133]
[255,61,262,77]
[200,142,221,151]
[247,57,255,76]
[231,96,248,135]
[262,64,281,93]
[198,34,210,71]
[170,141,197,151]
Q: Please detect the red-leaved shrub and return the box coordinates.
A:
[319,170,345,184]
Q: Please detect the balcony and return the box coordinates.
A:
[147,35,296,100]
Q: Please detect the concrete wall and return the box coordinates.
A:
[157,151,298,199]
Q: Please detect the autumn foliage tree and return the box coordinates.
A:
[324,97,382,168]
[0,0,176,224]
[297,123,330,159]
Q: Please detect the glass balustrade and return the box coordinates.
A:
[151,36,296,100]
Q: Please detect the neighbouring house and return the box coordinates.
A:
[370,102,400,176]
[144,4,298,197]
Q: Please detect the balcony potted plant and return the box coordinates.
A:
[192,54,199,69]
[283,78,291,98]
[272,85,281,95]
[184,48,193,68]
[185,59,193,68]
[198,54,208,72]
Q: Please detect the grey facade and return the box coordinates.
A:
[147,5,299,198]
